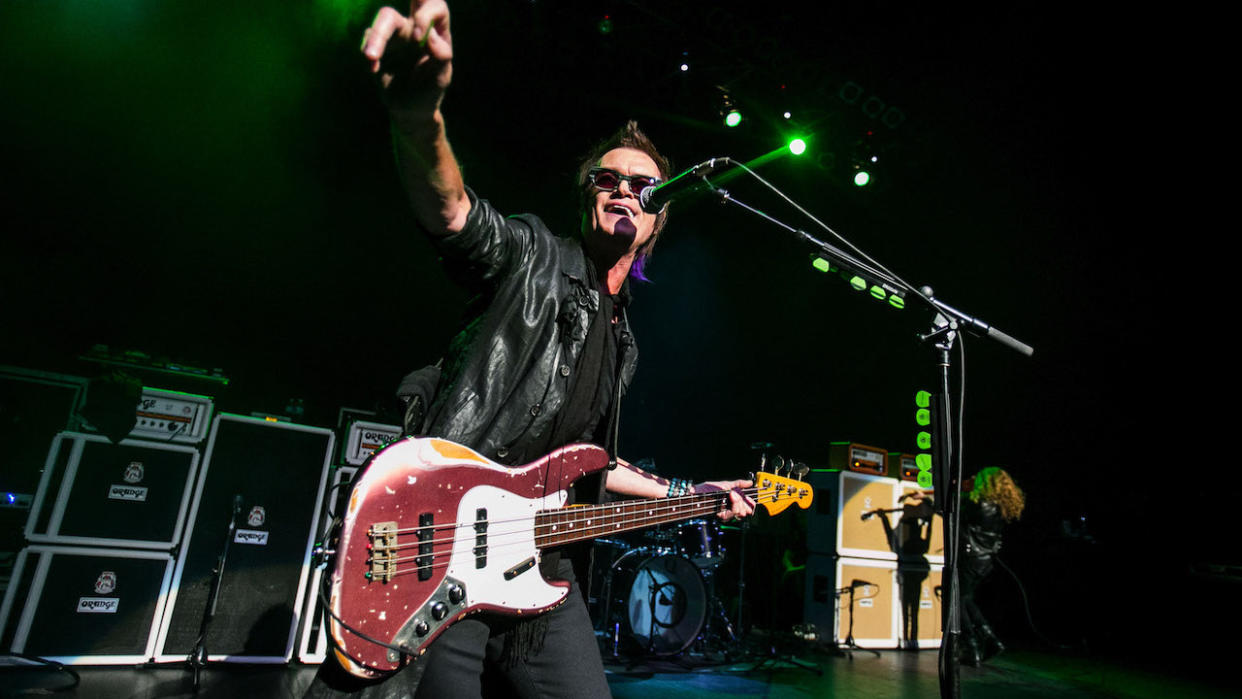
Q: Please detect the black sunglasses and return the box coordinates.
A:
[587,167,662,194]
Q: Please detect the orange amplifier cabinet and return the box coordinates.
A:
[806,470,899,560]
[891,453,918,481]
[829,442,888,476]
[896,562,943,649]
[897,481,944,563]
[804,554,898,648]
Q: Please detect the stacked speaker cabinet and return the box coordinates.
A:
[806,469,899,560]
[154,414,333,664]
[0,546,175,664]
[25,432,201,549]
[896,562,943,649]
[804,468,942,649]
[0,367,88,549]
[297,465,359,664]
[0,430,200,663]
[297,416,399,664]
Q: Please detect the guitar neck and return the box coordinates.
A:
[534,492,729,549]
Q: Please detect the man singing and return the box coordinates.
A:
[307,2,755,696]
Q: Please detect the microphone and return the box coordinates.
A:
[638,158,730,213]
[233,495,244,515]
[861,510,875,521]
[850,579,874,589]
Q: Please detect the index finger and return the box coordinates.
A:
[361,7,409,70]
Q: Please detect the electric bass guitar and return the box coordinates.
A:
[324,437,812,678]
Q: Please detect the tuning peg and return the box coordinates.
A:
[794,463,809,480]
[771,455,785,475]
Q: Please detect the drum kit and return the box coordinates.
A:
[590,518,740,659]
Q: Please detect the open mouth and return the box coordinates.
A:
[604,203,634,219]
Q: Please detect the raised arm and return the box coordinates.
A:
[362,1,471,236]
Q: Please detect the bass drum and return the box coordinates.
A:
[614,553,707,656]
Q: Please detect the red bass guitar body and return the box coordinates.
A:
[325,437,609,678]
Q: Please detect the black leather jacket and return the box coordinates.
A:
[962,498,1004,581]
[417,188,638,466]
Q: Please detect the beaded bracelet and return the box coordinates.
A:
[666,478,693,498]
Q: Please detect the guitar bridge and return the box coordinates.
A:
[368,521,399,582]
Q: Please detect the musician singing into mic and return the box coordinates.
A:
[306,2,755,697]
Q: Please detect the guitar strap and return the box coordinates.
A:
[604,305,633,473]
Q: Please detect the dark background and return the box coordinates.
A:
[0,0,1221,680]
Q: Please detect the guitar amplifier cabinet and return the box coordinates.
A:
[154,414,333,664]
[896,480,944,564]
[340,420,401,466]
[297,465,358,664]
[896,561,943,648]
[25,432,200,549]
[77,386,214,445]
[0,366,88,501]
[806,469,899,560]
[828,442,889,476]
[804,554,898,649]
[0,546,174,664]
[891,452,919,481]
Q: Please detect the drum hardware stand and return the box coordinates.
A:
[693,567,740,662]
[186,494,243,692]
[745,631,823,676]
[600,546,649,658]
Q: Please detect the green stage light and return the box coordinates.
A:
[724,110,743,127]
[788,138,807,155]
[914,390,934,488]
[854,170,871,187]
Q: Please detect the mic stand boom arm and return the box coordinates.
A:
[699,176,1033,357]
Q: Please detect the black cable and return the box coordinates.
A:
[314,545,412,670]
[993,556,1078,651]
[0,653,81,694]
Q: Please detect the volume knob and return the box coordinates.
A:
[448,584,465,604]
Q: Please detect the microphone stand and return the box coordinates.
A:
[187,495,243,692]
[836,584,881,659]
[686,161,1033,699]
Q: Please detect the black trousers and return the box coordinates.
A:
[304,559,611,699]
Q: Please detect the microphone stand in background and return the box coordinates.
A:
[187,494,243,693]
[836,581,881,659]
[671,158,1034,699]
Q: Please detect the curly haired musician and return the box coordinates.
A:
[959,467,1025,665]
[306,2,754,697]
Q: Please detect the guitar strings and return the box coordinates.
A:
[371,486,794,557]
[372,481,800,538]
[369,489,795,579]
[367,484,789,549]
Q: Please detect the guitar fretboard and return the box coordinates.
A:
[533,492,730,549]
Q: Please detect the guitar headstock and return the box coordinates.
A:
[754,470,814,516]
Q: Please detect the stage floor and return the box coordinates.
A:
[1,643,1231,698]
